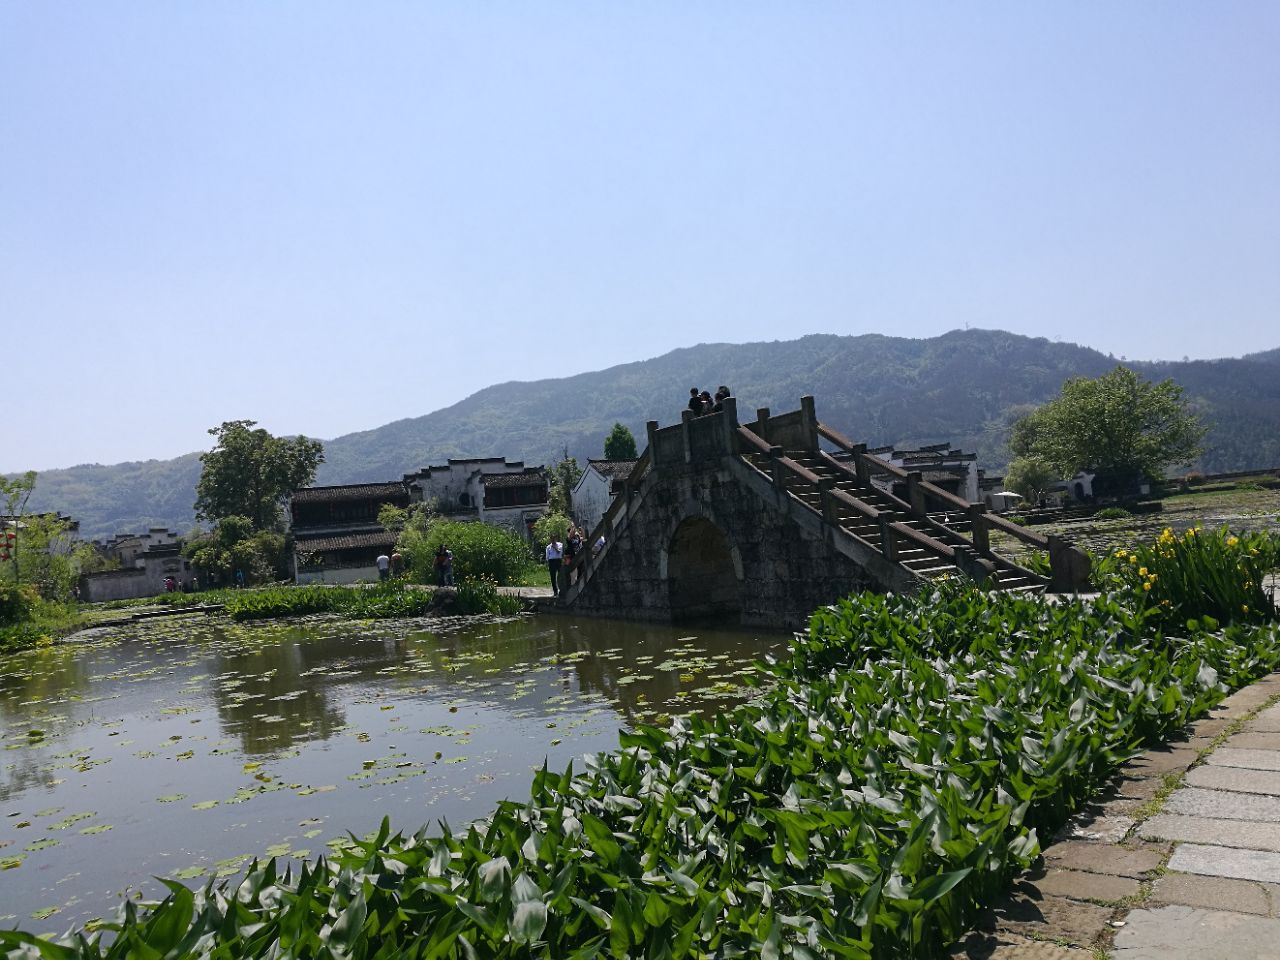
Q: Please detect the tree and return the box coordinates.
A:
[195,421,324,531]
[603,423,638,461]
[183,515,286,587]
[1010,366,1205,483]
[547,449,582,518]
[1004,457,1056,505]
[0,471,36,584]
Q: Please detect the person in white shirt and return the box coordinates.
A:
[375,553,390,581]
[545,539,563,596]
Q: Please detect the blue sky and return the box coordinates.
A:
[2,3,1277,472]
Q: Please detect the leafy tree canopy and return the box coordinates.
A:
[1011,366,1205,482]
[1003,456,1056,504]
[195,421,324,531]
[547,450,582,518]
[603,423,638,461]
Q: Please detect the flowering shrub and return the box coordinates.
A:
[1101,526,1279,628]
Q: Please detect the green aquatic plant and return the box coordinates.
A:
[5,582,1280,958]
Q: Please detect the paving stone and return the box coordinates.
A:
[1209,748,1280,772]
[1057,814,1134,843]
[1151,873,1271,915]
[1189,717,1234,739]
[949,932,1088,958]
[993,892,1115,946]
[1123,747,1200,777]
[1251,706,1280,733]
[1165,787,1280,822]
[1143,813,1280,852]
[1169,843,1280,883]
[1220,685,1280,712]
[1188,764,1280,796]
[1111,775,1164,801]
[1033,867,1140,902]
[1225,731,1280,751]
[1043,840,1165,878]
[1113,904,1280,958]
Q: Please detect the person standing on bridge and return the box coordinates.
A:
[687,387,702,416]
[545,537,564,597]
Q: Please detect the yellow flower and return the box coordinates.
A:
[1243,605,1250,614]
[1142,582,1152,591]
[1129,555,1138,564]
[1148,574,1157,582]
[1139,567,1148,576]
[1227,536,1239,547]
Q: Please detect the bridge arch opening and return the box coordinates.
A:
[665,516,741,623]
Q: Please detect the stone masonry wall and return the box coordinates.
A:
[569,459,877,630]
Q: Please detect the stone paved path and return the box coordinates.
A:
[951,670,1280,959]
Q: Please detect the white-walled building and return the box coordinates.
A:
[571,460,638,534]
[403,458,549,540]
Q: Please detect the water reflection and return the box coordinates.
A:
[0,612,781,928]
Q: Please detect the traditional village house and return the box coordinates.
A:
[289,482,410,584]
[290,458,550,583]
[402,458,549,540]
[571,459,638,534]
[80,526,193,601]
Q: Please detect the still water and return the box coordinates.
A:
[0,612,783,931]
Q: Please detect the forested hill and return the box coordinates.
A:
[23,329,1280,537]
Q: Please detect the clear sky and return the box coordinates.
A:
[2,3,1277,472]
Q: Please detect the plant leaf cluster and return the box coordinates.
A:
[8,578,1280,958]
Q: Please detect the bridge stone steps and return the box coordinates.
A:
[741,449,1046,593]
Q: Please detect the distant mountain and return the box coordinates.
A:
[21,330,1280,538]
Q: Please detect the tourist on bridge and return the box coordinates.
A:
[713,385,731,412]
[687,387,702,415]
[545,537,564,597]
[698,390,714,414]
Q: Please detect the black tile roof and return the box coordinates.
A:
[291,482,408,504]
[294,530,399,552]
[588,460,638,481]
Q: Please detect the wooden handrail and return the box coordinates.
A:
[563,449,651,580]
[741,426,957,563]
[818,420,1049,550]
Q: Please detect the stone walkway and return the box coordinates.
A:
[951,671,1280,959]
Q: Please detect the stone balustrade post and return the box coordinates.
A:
[800,395,819,452]
[755,407,771,444]
[906,471,928,517]
[768,445,786,490]
[645,420,659,467]
[968,503,990,555]
[680,410,693,463]
[853,445,870,487]
[818,477,836,525]
[721,397,738,455]
[879,517,898,562]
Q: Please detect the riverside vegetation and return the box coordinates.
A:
[1,528,1278,958]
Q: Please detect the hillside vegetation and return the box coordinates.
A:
[22,329,1280,537]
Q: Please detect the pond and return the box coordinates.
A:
[0,612,785,931]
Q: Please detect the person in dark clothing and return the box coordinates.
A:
[713,385,730,412]
[687,388,702,415]
[698,390,713,414]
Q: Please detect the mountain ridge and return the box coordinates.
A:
[21,329,1280,538]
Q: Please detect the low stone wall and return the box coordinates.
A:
[81,564,193,603]
[296,564,380,585]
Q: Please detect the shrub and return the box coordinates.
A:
[455,577,525,615]
[1094,506,1132,520]
[1183,471,1205,487]
[401,521,530,586]
[0,582,37,625]
[1101,526,1280,628]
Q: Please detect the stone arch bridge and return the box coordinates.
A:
[559,397,1089,630]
